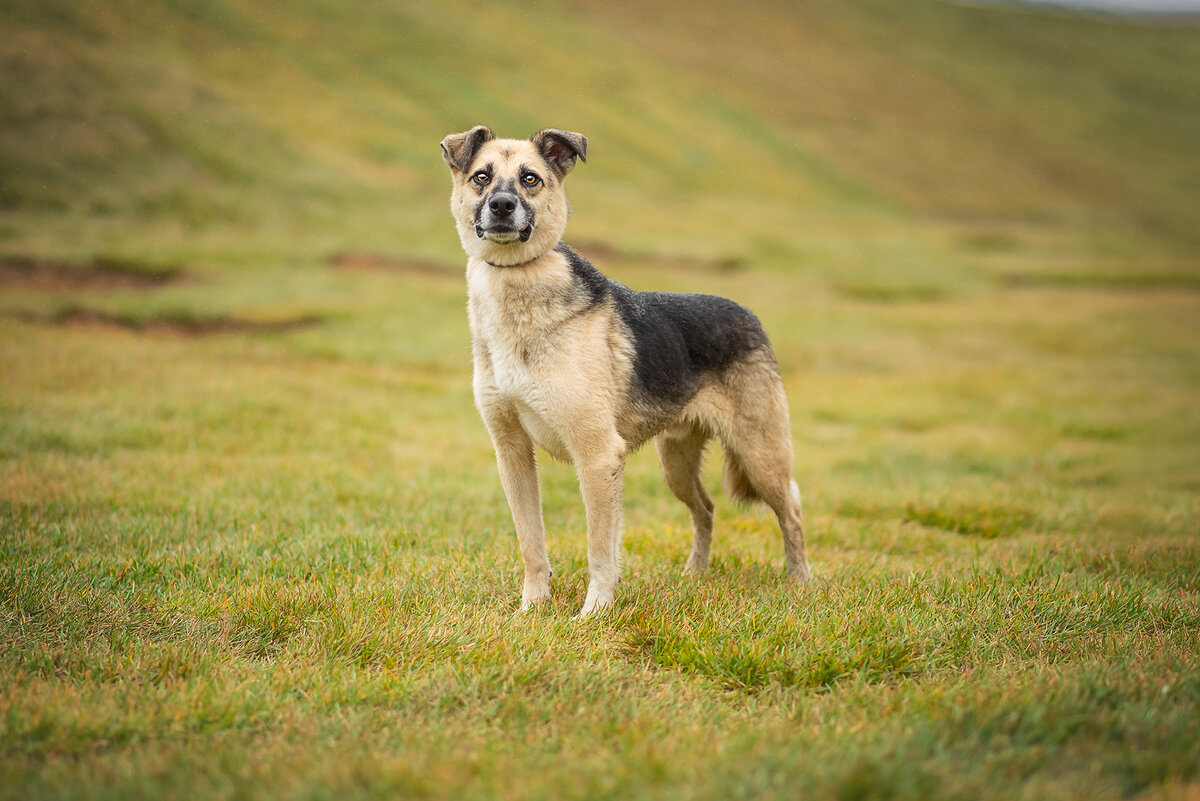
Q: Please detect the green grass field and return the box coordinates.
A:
[2,0,1199,798]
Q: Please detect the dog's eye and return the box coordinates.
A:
[521,173,541,187]
[471,172,490,186]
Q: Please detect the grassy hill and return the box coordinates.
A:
[2,0,1199,268]
[2,2,1199,800]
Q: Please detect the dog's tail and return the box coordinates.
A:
[722,449,762,505]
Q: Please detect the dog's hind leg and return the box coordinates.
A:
[769,474,811,583]
[722,376,811,583]
[727,444,810,582]
[655,424,715,574]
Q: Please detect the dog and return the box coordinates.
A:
[440,126,810,616]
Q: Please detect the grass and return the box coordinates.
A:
[2,0,1200,798]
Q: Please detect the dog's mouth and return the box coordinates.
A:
[476,223,534,244]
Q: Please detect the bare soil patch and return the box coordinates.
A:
[10,306,323,336]
[0,255,186,290]
[328,251,458,277]
[572,241,746,274]
[326,246,746,278]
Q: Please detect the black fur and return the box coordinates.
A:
[558,242,609,306]
[556,243,771,409]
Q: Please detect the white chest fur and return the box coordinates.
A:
[468,257,576,379]
[466,254,611,460]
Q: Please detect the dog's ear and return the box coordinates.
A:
[440,126,496,173]
[531,129,587,179]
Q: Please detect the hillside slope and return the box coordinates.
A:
[1,0,1198,267]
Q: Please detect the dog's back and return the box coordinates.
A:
[556,243,776,432]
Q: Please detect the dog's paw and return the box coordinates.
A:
[683,553,710,575]
[520,589,551,612]
[789,561,813,583]
[574,584,614,618]
[520,568,552,611]
[572,605,609,620]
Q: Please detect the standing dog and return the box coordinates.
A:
[441,126,810,616]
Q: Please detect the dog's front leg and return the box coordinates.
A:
[485,412,551,610]
[573,432,626,617]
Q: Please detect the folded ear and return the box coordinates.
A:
[531,129,588,179]
[440,126,496,173]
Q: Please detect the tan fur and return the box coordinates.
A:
[442,126,810,616]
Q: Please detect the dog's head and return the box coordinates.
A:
[441,126,587,266]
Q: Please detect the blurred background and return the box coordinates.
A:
[2,0,1199,507]
[2,0,1198,278]
[4,7,1199,796]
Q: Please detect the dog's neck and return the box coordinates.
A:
[484,254,541,269]
[481,245,559,270]
[466,243,584,351]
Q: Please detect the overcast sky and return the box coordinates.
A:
[1019,0,1200,12]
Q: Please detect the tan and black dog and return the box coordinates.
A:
[440,125,810,616]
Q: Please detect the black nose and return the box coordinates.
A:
[488,192,518,216]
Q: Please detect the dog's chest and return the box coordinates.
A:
[471,295,561,391]
[467,267,575,390]
[468,289,580,459]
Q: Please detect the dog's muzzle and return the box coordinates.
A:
[476,191,534,243]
